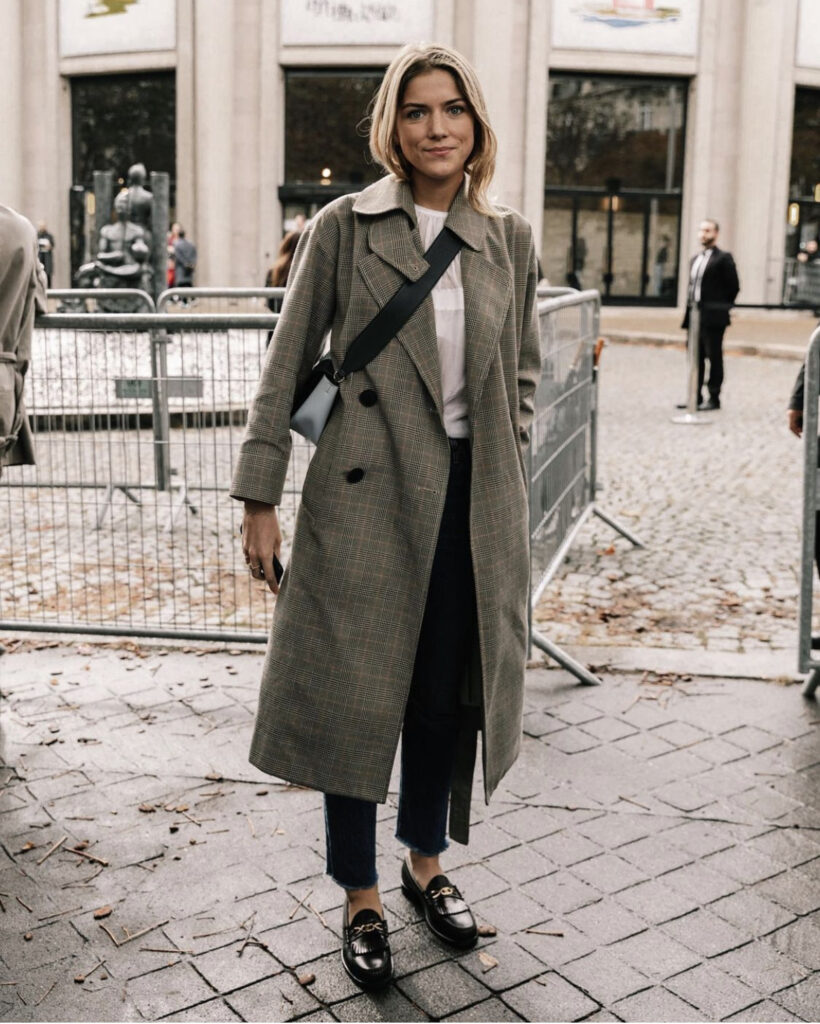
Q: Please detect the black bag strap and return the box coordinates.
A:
[334,226,464,381]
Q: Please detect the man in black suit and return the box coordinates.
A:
[681,219,740,411]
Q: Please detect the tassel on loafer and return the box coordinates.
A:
[401,856,478,948]
[341,904,393,990]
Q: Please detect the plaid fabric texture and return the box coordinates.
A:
[230,177,541,841]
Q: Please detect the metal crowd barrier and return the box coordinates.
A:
[2,292,642,669]
[784,259,820,309]
[158,287,286,315]
[528,291,643,685]
[797,324,820,699]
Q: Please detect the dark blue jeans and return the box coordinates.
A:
[324,438,477,890]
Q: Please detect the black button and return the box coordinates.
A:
[346,468,365,484]
[359,389,378,407]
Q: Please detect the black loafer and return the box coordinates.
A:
[698,398,721,411]
[341,904,392,990]
[401,858,477,948]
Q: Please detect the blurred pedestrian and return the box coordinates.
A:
[173,228,197,303]
[1,206,47,479]
[36,221,55,287]
[680,218,740,411]
[167,221,180,288]
[263,229,301,346]
[788,353,820,646]
[797,239,819,265]
[232,42,540,990]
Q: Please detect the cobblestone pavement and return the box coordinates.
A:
[2,639,820,1022]
[534,343,806,667]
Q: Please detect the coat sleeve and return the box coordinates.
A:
[517,233,541,449]
[723,252,740,305]
[230,215,339,506]
[789,362,806,412]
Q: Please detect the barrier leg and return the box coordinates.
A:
[592,506,645,548]
[802,670,820,700]
[530,628,602,686]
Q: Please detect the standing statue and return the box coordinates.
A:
[74,186,154,311]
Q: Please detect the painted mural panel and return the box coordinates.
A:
[59,0,176,58]
[282,0,434,46]
[797,0,820,69]
[551,0,700,57]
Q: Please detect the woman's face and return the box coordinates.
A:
[394,69,475,193]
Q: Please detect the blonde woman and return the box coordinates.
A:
[232,43,540,989]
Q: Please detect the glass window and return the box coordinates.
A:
[285,69,384,189]
[545,74,686,190]
[790,87,820,200]
[71,72,176,200]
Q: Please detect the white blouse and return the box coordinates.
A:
[414,204,470,439]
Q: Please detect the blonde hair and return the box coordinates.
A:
[369,43,498,217]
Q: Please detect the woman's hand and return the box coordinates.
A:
[241,501,282,594]
[788,409,803,439]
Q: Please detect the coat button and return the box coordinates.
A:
[346,468,365,484]
[359,389,378,407]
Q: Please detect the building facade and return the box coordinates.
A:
[1,0,818,306]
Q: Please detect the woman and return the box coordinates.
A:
[264,229,301,345]
[232,43,541,989]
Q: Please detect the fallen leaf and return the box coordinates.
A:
[297,973,315,986]
[255,790,269,796]
[478,951,498,972]
[205,773,223,782]
[138,804,156,814]
[476,924,496,937]
[93,906,113,920]
[24,932,33,941]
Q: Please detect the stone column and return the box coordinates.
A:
[0,0,23,209]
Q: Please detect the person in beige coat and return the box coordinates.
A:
[231,43,541,989]
[0,205,47,478]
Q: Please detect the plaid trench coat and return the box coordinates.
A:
[230,176,541,843]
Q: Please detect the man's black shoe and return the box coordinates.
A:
[811,635,820,650]
[401,857,477,948]
[341,904,392,991]
[698,398,721,411]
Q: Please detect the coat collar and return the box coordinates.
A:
[352,175,487,252]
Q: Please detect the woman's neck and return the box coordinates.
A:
[409,172,464,212]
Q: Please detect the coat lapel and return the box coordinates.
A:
[462,248,513,417]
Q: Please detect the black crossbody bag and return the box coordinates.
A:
[290,227,464,443]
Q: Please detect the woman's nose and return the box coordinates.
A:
[428,111,446,137]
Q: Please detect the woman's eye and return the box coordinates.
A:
[448,104,466,116]
[406,109,424,120]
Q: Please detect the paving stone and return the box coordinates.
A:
[665,963,764,1020]
[162,997,242,1021]
[447,861,510,903]
[546,728,602,754]
[514,917,596,967]
[775,974,820,1021]
[652,780,717,812]
[259,916,341,968]
[687,737,751,765]
[574,813,656,849]
[712,941,810,994]
[613,926,703,981]
[615,731,677,760]
[531,830,603,867]
[127,962,216,1019]
[650,721,710,748]
[551,702,603,726]
[9,956,142,1023]
[565,898,647,945]
[660,819,737,857]
[724,999,802,1021]
[570,852,649,895]
[577,716,638,743]
[444,995,524,1021]
[1,920,84,973]
[616,834,694,875]
[521,871,599,916]
[660,908,753,958]
[709,890,796,938]
[485,844,554,885]
[560,947,651,1005]
[754,867,820,916]
[663,861,742,905]
[493,805,563,842]
[332,988,428,1022]
[613,877,699,925]
[462,821,519,860]
[395,961,489,1018]
[458,936,545,993]
[224,971,321,1022]
[472,886,550,933]
[722,726,783,753]
[733,786,805,822]
[703,845,787,885]
[501,972,598,1022]
[390,921,454,977]
[612,986,708,1022]
[191,939,282,993]
[767,916,820,970]
[268,846,326,885]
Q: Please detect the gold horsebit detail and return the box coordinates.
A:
[350,920,386,937]
[429,885,459,900]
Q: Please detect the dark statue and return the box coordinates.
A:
[72,163,157,312]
